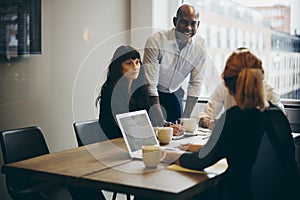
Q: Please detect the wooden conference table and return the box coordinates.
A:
[1,135,227,200]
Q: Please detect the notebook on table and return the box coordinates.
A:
[116,110,160,159]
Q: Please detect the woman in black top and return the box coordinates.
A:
[95,46,149,139]
[164,49,299,200]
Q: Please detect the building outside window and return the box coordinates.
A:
[184,0,300,100]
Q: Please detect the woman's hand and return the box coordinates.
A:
[199,117,217,130]
[170,124,184,136]
[179,143,202,152]
[199,117,210,128]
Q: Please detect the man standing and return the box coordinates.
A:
[143,4,208,126]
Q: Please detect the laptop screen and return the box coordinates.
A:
[116,110,159,153]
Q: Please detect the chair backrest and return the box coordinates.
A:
[0,126,49,164]
[73,119,108,147]
[251,133,288,200]
[250,109,299,200]
[294,135,300,174]
[0,126,73,199]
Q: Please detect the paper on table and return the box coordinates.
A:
[166,164,208,174]
[166,158,228,175]
[198,127,212,133]
[204,158,228,174]
[168,135,208,148]
[292,132,300,138]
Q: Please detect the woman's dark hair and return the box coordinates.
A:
[95,45,147,107]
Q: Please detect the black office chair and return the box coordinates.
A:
[250,110,300,200]
[294,135,300,175]
[0,126,71,200]
[73,119,108,147]
[73,119,130,200]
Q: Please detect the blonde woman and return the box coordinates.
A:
[164,49,298,200]
[199,47,284,129]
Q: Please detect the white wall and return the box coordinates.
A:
[0,0,132,151]
[0,0,131,199]
[130,0,181,52]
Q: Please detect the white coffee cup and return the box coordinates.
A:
[142,145,166,168]
[182,118,198,133]
[156,127,173,144]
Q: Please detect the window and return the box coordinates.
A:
[185,0,300,101]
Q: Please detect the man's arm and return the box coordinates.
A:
[182,96,198,118]
[198,83,226,128]
[264,81,286,114]
[143,36,166,126]
[143,36,160,97]
[148,96,165,127]
[184,40,207,118]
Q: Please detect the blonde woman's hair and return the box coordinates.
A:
[222,48,263,78]
[235,68,265,110]
[222,48,265,110]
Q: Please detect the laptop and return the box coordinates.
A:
[116,110,160,159]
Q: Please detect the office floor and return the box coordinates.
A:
[103,190,134,200]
